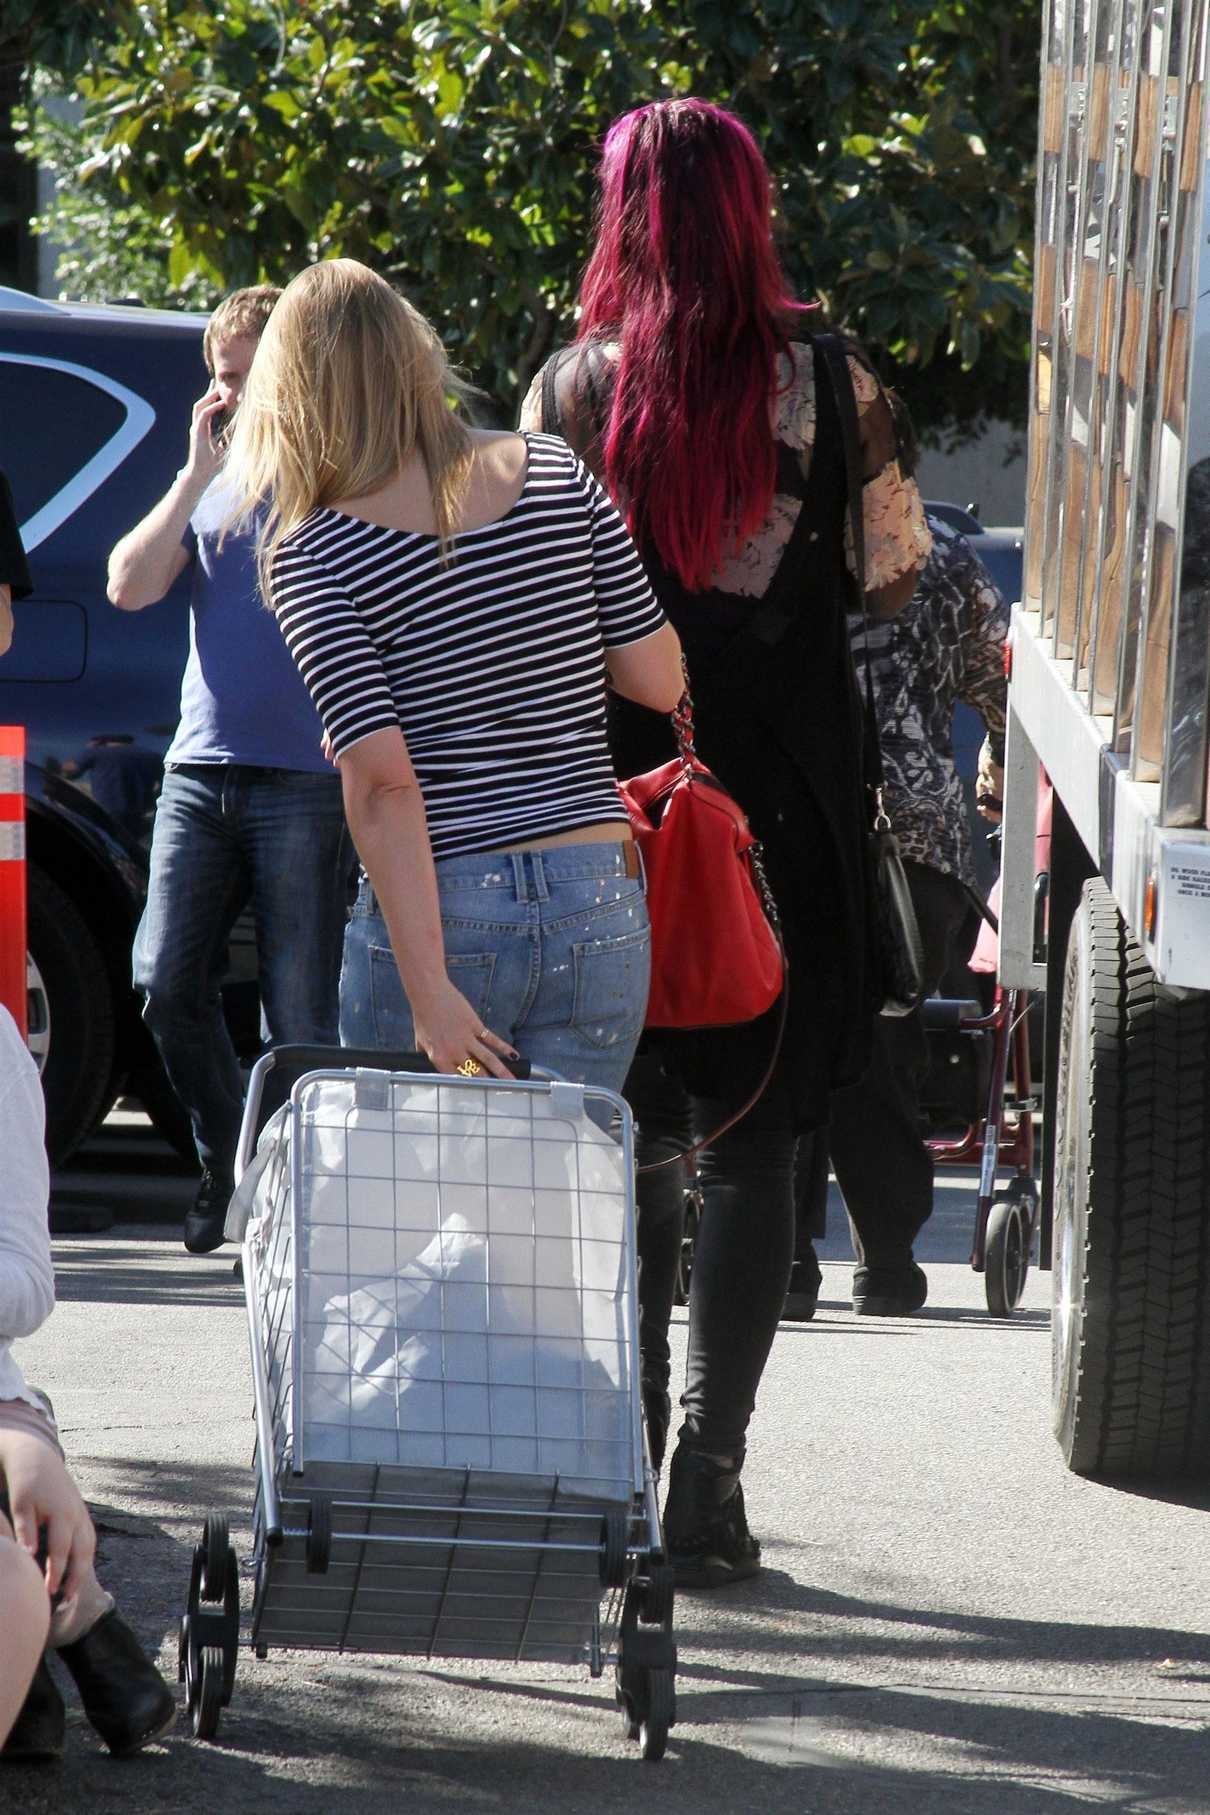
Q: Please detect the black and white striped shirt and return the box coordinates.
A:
[271,433,666,860]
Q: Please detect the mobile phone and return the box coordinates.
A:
[209,406,229,444]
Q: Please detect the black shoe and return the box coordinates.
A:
[57,1611,176,1756]
[782,1253,822,1322]
[2,1656,64,1762]
[183,1169,232,1255]
[662,1447,761,1589]
[851,1262,928,1316]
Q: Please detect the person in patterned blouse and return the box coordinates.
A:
[788,457,1009,1320]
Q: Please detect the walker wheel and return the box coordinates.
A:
[639,1666,675,1762]
[192,1644,225,1740]
[985,1191,1030,1317]
[306,1494,332,1574]
[201,1512,229,1601]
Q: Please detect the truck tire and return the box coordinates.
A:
[1052,877,1210,1477]
[26,862,118,1167]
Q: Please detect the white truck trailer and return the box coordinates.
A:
[1001,0,1210,1476]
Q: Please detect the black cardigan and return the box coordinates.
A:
[542,339,878,1131]
[0,474,32,599]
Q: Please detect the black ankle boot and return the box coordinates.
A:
[57,1611,176,1756]
[2,1656,65,1762]
[662,1446,761,1589]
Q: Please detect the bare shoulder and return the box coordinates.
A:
[468,427,528,484]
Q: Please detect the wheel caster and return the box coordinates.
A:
[306,1494,332,1574]
[617,1691,640,1742]
[201,1511,229,1600]
[639,1666,675,1761]
[639,1561,674,1628]
[192,1644,225,1740]
[985,1190,1030,1316]
[599,1507,628,1588]
[181,1513,241,1735]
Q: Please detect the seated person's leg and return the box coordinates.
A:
[0,1510,51,1751]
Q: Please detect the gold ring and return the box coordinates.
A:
[456,1058,484,1077]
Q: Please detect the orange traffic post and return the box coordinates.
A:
[0,725,26,1040]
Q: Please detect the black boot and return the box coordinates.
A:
[851,1261,928,1316]
[57,1611,176,1756]
[662,1446,761,1590]
[782,1245,823,1322]
[2,1656,65,1762]
[183,1169,233,1255]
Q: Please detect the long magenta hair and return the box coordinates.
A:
[577,99,803,592]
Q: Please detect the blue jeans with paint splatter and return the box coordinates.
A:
[340,841,650,1098]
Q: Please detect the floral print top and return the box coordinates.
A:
[853,514,1009,884]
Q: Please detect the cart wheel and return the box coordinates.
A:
[599,1507,629,1588]
[639,1562,675,1629]
[617,1691,641,1743]
[201,1512,229,1601]
[985,1192,1029,1317]
[192,1645,225,1740]
[306,1494,332,1575]
[639,1667,675,1762]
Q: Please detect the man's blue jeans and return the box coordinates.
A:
[340,842,650,1099]
[132,763,353,1179]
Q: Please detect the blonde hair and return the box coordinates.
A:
[224,260,474,599]
[203,284,281,371]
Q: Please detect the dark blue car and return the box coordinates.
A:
[0,288,256,1162]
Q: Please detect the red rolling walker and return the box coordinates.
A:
[923,985,1039,1317]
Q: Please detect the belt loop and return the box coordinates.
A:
[531,850,550,902]
[510,852,527,902]
[623,841,641,881]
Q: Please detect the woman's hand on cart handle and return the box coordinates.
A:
[411,977,517,1079]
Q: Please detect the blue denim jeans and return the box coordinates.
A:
[340,842,650,1098]
[132,763,353,1178]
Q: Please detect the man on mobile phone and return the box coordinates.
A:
[107,287,353,1256]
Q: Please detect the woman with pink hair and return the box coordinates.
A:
[525,98,929,1587]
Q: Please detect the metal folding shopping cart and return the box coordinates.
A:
[178,1045,677,1760]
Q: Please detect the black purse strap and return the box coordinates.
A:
[541,348,565,437]
[814,332,888,820]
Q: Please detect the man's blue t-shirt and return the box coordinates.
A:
[163,479,331,773]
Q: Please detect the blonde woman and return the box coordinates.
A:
[226,259,682,1085]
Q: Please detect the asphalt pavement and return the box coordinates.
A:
[3,1111,1208,1814]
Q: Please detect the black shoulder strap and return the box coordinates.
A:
[815,332,884,794]
[541,349,564,437]
[540,343,609,449]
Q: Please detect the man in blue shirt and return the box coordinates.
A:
[108,288,352,1255]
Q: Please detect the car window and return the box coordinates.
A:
[0,360,125,518]
[0,354,154,551]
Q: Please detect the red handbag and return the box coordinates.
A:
[619,691,784,1030]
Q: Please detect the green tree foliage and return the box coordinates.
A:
[20,0,1039,437]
